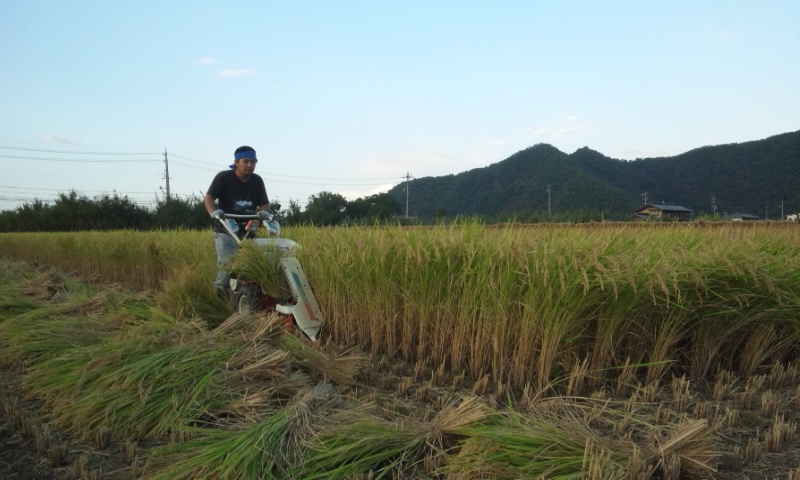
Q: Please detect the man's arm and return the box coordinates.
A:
[204,194,218,215]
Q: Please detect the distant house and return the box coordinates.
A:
[787,214,799,222]
[635,203,693,222]
[729,213,760,222]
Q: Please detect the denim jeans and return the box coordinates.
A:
[213,232,239,291]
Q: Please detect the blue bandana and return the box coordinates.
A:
[234,149,257,161]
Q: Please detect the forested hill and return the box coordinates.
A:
[387,130,800,220]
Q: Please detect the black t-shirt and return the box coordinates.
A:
[207,170,269,233]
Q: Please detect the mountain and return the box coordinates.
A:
[387,130,800,220]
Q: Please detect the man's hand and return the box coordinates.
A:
[258,210,272,221]
[211,209,224,219]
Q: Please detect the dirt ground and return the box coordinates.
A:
[4,362,800,479]
[0,370,134,480]
[0,415,55,479]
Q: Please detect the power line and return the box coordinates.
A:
[0,193,159,202]
[168,159,218,172]
[0,143,405,210]
[0,185,155,194]
[266,173,404,182]
[1,145,404,184]
[169,151,404,182]
[1,145,402,182]
[260,176,399,187]
[168,153,221,168]
[0,154,159,163]
[0,145,160,155]
[0,195,45,202]
[171,160,404,185]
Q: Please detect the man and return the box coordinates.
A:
[204,145,270,298]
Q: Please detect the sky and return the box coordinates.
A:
[1,1,798,213]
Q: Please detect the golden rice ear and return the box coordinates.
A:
[430,395,490,437]
[227,346,291,382]
[282,383,340,451]
[249,312,289,342]
[213,311,251,334]
[227,244,290,298]
[280,335,365,386]
[648,419,716,478]
[213,310,285,343]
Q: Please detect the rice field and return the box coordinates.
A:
[1,221,800,478]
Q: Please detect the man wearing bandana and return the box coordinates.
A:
[204,145,270,299]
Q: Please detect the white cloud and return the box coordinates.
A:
[358,149,506,182]
[612,147,661,159]
[217,68,255,77]
[717,30,732,43]
[39,133,89,147]
[528,116,590,140]
[338,183,395,201]
[362,151,456,177]
[467,152,502,169]
[197,57,219,65]
[610,144,681,160]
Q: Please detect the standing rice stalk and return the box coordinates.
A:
[4,222,800,395]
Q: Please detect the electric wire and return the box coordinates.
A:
[0,154,159,162]
[1,144,403,210]
[0,145,160,155]
[0,185,156,194]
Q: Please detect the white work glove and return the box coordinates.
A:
[211,209,224,219]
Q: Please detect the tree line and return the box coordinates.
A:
[0,188,656,233]
[0,190,403,232]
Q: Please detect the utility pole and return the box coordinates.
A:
[163,148,171,201]
[765,206,769,220]
[711,196,717,218]
[546,183,552,219]
[641,191,648,205]
[780,200,785,220]
[404,172,412,217]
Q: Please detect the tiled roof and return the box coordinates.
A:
[729,213,760,220]
[645,203,693,212]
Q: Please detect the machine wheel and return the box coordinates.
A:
[233,283,261,313]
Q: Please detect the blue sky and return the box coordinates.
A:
[1,1,798,212]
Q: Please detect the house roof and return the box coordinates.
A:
[728,213,760,220]
[642,203,693,213]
